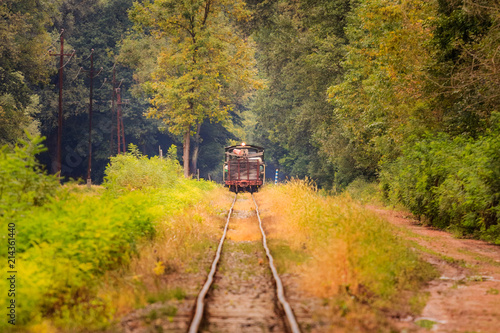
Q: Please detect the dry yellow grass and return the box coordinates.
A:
[227,216,261,242]
[253,180,438,332]
[98,187,233,317]
[256,180,434,300]
[256,182,358,297]
[300,239,359,296]
[232,193,254,211]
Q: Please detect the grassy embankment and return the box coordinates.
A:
[256,180,438,332]
[0,138,230,332]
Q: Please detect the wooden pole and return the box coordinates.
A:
[49,29,74,179]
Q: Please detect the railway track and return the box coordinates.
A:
[188,193,301,333]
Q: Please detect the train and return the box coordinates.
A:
[223,143,265,193]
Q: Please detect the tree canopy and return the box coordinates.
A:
[0,0,54,143]
[129,0,262,177]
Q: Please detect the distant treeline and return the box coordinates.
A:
[0,0,238,182]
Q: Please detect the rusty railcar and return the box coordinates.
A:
[223,144,265,193]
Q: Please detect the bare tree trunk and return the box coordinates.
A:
[183,130,190,178]
[190,122,202,175]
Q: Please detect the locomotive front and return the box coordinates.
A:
[223,143,265,193]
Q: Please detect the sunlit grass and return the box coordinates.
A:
[227,216,262,242]
[256,179,437,327]
[98,187,233,319]
[0,142,231,331]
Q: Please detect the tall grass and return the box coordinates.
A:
[100,187,233,319]
[257,180,436,313]
[0,140,221,331]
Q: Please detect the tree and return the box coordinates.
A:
[249,0,350,188]
[130,0,261,177]
[429,0,500,137]
[0,0,54,144]
[324,0,437,180]
[34,0,173,182]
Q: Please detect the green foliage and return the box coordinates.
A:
[250,0,500,245]
[0,135,58,220]
[381,115,500,242]
[344,177,383,205]
[252,0,500,198]
[103,144,182,193]
[250,0,348,188]
[129,0,262,176]
[6,190,159,327]
[146,287,186,303]
[0,0,54,84]
[0,0,54,144]
[167,144,177,160]
[34,0,174,181]
[415,319,437,329]
[322,0,437,183]
[429,0,500,137]
[0,139,215,330]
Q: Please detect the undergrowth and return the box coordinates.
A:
[0,139,220,331]
[256,180,437,331]
[344,177,384,206]
[99,186,232,321]
[380,115,500,243]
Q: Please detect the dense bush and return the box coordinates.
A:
[344,177,383,205]
[0,135,59,220]
[0,136,59,327]
[381,115,500,243]
[0,140,215,330]
[103,144,181,193]
[11,190,161,327]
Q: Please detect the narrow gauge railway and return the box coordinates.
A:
[188,193,301,333]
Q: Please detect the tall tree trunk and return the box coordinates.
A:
[190,122,202,175]
[183,129,190,178]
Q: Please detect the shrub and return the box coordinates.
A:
[344,177,384,205]
[0,187,162,328]
[103,143,182,193]
[380,116,500,242]
[0,134,58,220]
[0,140,216,330]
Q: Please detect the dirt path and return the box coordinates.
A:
[369,206,500,332]
[203,195,286,332]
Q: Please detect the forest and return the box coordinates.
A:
[3,0,499,238]
[1,0,500,330]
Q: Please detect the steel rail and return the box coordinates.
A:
[188,194,237,333]
[252,194,302,333]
